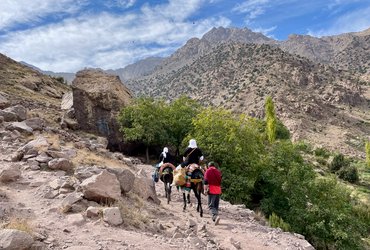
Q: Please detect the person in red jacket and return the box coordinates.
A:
[204,161,222,225]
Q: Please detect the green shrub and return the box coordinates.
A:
[329,153,347,172]
[294,141,312,154]
[366,141,370,168]
[338,165,359,183]
[268,212,290,232]
[314,147,330,158]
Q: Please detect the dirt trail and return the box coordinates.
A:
[1,158,314,250]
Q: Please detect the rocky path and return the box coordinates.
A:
[0,160,315,250]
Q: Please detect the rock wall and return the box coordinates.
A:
[72,69,132,147]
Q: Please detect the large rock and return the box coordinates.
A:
[20,136,49,153]
[3,105,27,121]
[72,69,132,147]
[6,122,33,135]
[108,168,135,193]
[0,110,18,122]
[48,158,73,171]
[103,207,123,226]
[80,170,121,202]
[24,117,45,131]
[0,164,21,182]
[132,171,160,204]
[0,229,34,250]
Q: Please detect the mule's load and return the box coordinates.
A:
[173,167,186,186]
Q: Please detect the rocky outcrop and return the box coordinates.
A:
[72,69,132,148]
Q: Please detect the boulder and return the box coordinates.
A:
[3,105,27,121]
[48,158,73,171]
[80,170,121,202]
[0,110,18,122]
[72,69,132,147]
[35,152,51,163]
[108,168,135,193]
[61,92,73,110]
[24,117,45,131]
[103,207,123,226]
[6,122,33,135]
[61,192,83,212]
[0,164,21,183]
[132,172,160,204]
[20,136,49,154]
[74,166,103,181]
[0,229,34,250]
[86,206,101,218]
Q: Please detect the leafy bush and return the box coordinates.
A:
[338,165,359,183]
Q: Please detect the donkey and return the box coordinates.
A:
[181,164,204,217]
[159,163,176,204]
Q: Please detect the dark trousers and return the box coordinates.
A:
[208,194,220,218]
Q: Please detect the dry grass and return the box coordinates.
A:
[115,195,149,228]
[71,148,124,168]
[2,217,34,235]
[253,208,267,226]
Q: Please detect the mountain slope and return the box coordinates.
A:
[0,53,70,122]
[129,43,369,156]
[280,28,370,77]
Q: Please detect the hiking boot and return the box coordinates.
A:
[214,216,220,225]
[212,214,216,222]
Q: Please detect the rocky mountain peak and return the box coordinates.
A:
[202,26,273,44]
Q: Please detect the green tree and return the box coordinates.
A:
[165,96,201,158]
[265,96,277,143]
[190,108,264,204]
[118,97,167,162]
[366,140,370,168]
[302,178,364,249]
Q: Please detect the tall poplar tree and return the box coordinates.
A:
[366,140,370,168]
[265,96,277,143]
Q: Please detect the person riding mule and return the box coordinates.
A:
[152,147,174,183]
[182,139,204,167]
[175,139,205,216]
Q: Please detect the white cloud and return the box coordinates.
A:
[233,0,270,24]
[251,26,277,38]
[307,6,370,37]
[105,0,137,9]
[0,0,230,72]
[0,0,86,30]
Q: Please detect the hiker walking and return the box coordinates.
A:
[204,161,222,225]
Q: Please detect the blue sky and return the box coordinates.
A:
[0,0,369,73]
